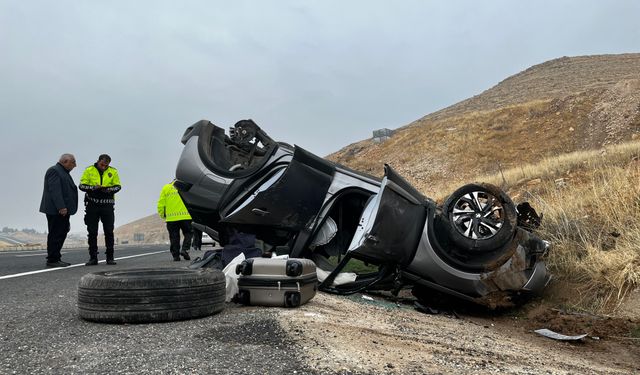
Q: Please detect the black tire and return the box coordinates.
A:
[442,183,517,252]
[77,268,226,324]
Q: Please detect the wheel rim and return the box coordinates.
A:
[450,190,504,240]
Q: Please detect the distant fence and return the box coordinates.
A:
[0,242,166,252]
[0,244,84,251]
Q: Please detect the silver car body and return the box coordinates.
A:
[175,119,550,305]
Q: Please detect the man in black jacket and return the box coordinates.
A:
[39,154,78,268]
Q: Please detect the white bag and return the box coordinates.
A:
[222,253,245,302]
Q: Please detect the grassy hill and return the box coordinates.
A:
[329,53,640,198]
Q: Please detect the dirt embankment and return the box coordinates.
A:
[279,293,640,374]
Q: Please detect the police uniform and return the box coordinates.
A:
[157,181,192,261]
[79,163,121,263]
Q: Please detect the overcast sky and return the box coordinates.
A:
[1,0,638,233]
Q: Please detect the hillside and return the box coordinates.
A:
[114,213,167,245]
[329,53,640,197]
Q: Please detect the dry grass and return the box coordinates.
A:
[330,87,635,198]
[449,141,640,314]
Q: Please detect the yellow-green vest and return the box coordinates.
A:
[157,182,192,222]
[80,165,121,187]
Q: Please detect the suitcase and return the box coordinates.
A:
[235,258,317,307]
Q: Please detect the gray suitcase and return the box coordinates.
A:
[235,258,317,307]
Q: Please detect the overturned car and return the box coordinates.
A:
[174,119,550,307]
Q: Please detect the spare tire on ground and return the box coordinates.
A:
[77,268,226,324]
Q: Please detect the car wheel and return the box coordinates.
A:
[442,183,517,252]
[77,268,225,324]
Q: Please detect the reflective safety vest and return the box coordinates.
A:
[80,165,121,187]
[79,165,121,205]
[157,182,192,222]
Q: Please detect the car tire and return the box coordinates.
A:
[77,268,225,324]
[442,183,517,252]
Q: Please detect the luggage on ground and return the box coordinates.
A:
[235,258,317,307]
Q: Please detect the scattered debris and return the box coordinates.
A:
[534,328,587,341]
[554,178,568,188]
[414,301,439,315]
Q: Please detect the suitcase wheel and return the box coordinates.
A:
[285,291,301,307]
[236,259,254,276]
[286,260,303,277]
[235,263,244,275]
[237,290,250,305]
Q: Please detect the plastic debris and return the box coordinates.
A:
[414,301,439,315]
[534,328,588,341]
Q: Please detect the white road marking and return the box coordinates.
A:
[16,252,67,257]
[0,251,166,280]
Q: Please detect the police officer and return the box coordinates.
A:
[80,154,121,265]
[157,180,192,261]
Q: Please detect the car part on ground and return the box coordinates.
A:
[77,268,225,323]
[200,232,216,247]
[174,119,551,307]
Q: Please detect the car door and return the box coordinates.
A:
[347,164,428,267]
[219,147,335,231]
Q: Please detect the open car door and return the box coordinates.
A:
[220,147,335,232]
[320,164,428,293]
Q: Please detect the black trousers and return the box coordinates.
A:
[46,214,70,262]
[85,203,115,258]
[166,220,193,256]
[192,228,203,249]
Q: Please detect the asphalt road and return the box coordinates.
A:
[0,245,311,374]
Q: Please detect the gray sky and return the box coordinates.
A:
[1,0,638,233]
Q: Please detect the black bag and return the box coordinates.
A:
[189,230,262,270]
[188,250,224,270]
[221,231,262,265]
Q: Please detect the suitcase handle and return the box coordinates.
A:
[276,281,300,292]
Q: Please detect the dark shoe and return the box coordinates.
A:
[106,259,117,265]
[180,251,191,261]
[173,256,181,261]
[46,261,70,268]
[59,260,71,266]
[85,258,98,266]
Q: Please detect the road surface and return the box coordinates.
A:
[1,245,638,374]
[0,245,307,374]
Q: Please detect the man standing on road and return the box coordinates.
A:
[79,154,121,266]
[157,180,192,261]
[39,154,78,268]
